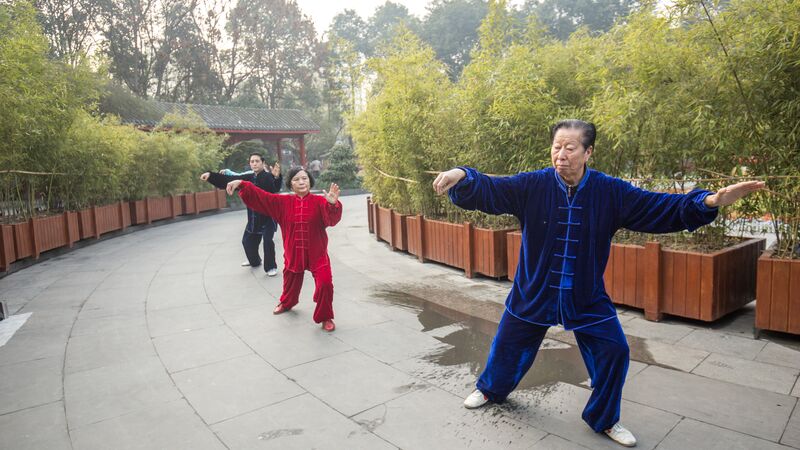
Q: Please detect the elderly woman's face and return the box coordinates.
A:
[291,170,311,195]
[551,128,592,185]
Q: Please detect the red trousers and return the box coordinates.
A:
[279,265,334,323]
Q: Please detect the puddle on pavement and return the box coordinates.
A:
[369,288,591,390]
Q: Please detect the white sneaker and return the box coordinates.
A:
[266,268,278,277]
[241,261,251,267]
[463,389,489,409]
[605,423,636,447]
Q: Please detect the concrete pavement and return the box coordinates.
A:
[0,193,798,449]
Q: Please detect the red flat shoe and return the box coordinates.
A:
[322,320,335,332]
[273,303,292,315]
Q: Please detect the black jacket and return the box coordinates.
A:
[206,171,283,231]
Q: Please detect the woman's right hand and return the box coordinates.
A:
[226,180,243,195]
[200,172,210,181]
[432,168,467,195]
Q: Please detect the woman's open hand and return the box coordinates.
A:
[704,180,765,208]
[323,183,340,204]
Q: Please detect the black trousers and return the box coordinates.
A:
[241,220,277,271]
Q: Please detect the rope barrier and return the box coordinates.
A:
[372,166,800,185]
[0,170,66,176]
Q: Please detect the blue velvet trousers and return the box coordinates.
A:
[476,311,629,432]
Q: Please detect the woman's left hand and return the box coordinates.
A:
[323,183,340,204]
[704,180,765,208]
[226,180,243,195]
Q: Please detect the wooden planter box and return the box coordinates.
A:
[148,197,175,222]
[373,205,409,251]
[507,234,765,322]
[0,192,224,272]
[196,190,222,213]
[130,200,148,225]
[0,224,16,271]
[756,251,800,335]
[405,215,515,279]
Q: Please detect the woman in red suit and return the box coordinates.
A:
[226,168,342,332]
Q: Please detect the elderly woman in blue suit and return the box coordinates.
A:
[432,119,764,447]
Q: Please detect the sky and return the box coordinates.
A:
[294,0,432,36]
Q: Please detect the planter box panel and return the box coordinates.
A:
[13,222,33,259]
[406,216,420,256]
[685,253,702,320]
[507,231,521,281]
[0,225,16,270]
[790,262,800,334]
[68,212,80,243]
[148,197,173,222]
[182,194,197,214]
[367,198,374,233]
[770,260,791,332]
[196,191,218,213]
[130,201,147,225]
[95,204,123,235]
[423,220,465,269]
[78,209,94,239]
[35,215,68,252]
[391,213,407,251]
[217,190,226,209]
[472,228,513,278]
[376,207,392,245]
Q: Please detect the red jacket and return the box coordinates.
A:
[238,181,342,272]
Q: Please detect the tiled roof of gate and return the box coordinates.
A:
[120,101,320,133]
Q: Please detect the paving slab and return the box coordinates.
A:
[0,324,70,366]
[152,325,253,373]
[283,350,426,417]
[65,325,155,374]
[0,401,71,450]
[146,303,222,337]
[620,317,695,344]
[70,399,225,450]
[657,418,794,450]
[353,387,547,449]
[334,320,449,364]
[530,434,591,449]
[242,323,353,370]
[212,393,394,450]
[14,306,79,330]
[783,404,800,448]
[0,357,63,415]
[64,355,182,429]
[677,329,768,360]
[757,342,800,370]
[171,353,304,425]
[500,382,681,450]
[692,353,799,394]
[624,365,795,441]
[793,380,800,397]
[71,311,147,337]
[626,335,709,372]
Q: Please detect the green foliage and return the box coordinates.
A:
[352,0,800,256]
[317,144,361,189]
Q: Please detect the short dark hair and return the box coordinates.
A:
[248,153,264,162]
[551,119,596,150]
[286,167,315,190]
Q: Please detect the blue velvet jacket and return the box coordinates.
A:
[449,167,718,330]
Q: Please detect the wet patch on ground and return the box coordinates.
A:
[369,288,591,390]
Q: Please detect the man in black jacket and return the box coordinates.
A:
[200,153,283,276]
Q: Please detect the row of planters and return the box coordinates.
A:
[367,198,799,336]
[0,190,227,272]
